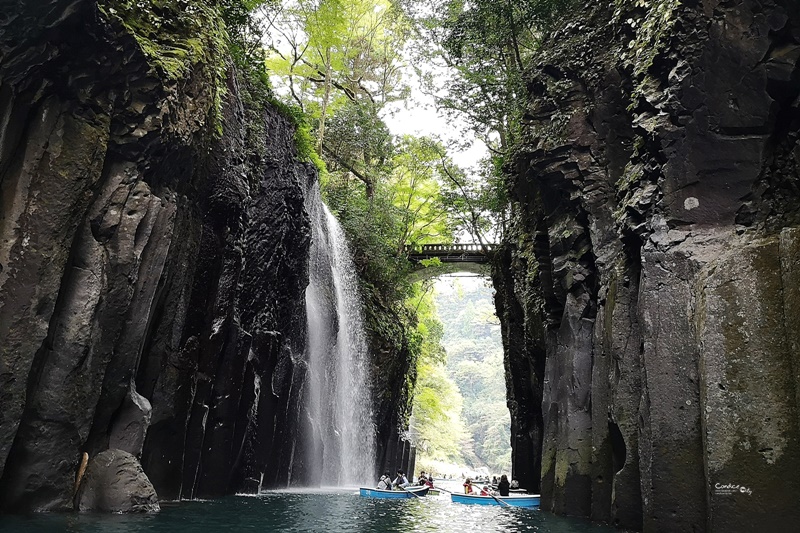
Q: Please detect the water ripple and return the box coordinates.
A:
[0,490,618,533]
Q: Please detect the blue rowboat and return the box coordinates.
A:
[450,492,540,508]
[359,486,430,499]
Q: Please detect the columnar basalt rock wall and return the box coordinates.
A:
[494,0,800,530]
[368,301,418,477]
[0,0,315,511]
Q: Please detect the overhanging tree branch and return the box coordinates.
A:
[321,143,376,199]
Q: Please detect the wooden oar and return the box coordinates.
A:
[486,490,512,508]
[398,485,422,498]
[437,483,508,505]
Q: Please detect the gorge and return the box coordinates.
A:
[0,0,403,512]
[1,0,799,532]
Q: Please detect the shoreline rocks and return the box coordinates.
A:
[75,449,160,513]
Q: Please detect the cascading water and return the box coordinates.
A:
[304,183,375,486]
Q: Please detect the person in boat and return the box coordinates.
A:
[463,478,474,494]
[510,478,519,489]
[393,469,410,489]
[480,485,492,496]
[416,471,433,488]
[377,472,392,490]
[491,475,498,486]
[497,474,510,496]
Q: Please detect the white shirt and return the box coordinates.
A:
[392,475,409,487]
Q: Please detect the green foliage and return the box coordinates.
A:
[220,0,278,93]
[101,0,222,80]
[100,0,229,134]
[266,1,452,310]
[263,0,519,462]
[438,153,510,244]
[409,277,511,475]
[325,103,394,173]
[100,0,283,137]
[412,361,468,462]
[269,99,328,173]
[397,0,583,243]
[323,133,457,308]
[388,136,454,251]
[265,0,410,148]
[437,278,511,474]
[409,284,467,463]
[403,0,575,149]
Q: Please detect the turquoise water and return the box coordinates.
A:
[0,489,617,532]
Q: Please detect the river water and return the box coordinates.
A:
[0,488,618,533]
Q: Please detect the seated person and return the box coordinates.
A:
[463,478,474,494]
[480,485,492,496]
[377,472,392,490]
[497,474,510,496]
[416,471,434,488]
[393,469,410,488]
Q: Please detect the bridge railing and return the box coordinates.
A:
[405,243,496,254]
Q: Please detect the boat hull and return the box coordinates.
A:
[359,486,429,499]
[450,493,540,508]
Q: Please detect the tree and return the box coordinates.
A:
[322,101,393,199]
[388,136,453,253]
[409,284,467,464]
[220,0,278,75]
[436,278,511,473]
[401,0,570,152]
[266,0,409,149]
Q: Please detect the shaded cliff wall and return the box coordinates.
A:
[0,0,315,511]
[367,299,418,477]
[494,0,800,531]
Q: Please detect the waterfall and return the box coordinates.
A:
[304,183,375,486]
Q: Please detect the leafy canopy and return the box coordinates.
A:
[401,0,573,150]
[266,0,410,148]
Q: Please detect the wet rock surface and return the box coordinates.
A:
[75,449,159,513]
[368,302,418,478]
[493,0,800,530]
[0,0,314,512]
[109,384,152,458]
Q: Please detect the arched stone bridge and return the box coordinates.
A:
[405,243,496,264]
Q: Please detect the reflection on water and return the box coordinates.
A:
[0,489,617,533]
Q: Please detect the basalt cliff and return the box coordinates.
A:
[0,0,411,512]
[493,0,800,531]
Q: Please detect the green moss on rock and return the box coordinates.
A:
[99,0,228,134]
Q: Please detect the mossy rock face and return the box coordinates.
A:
[695,233,800,531]
[494,0,800,529]
[0,0,323,512]
[98,0,228,141]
